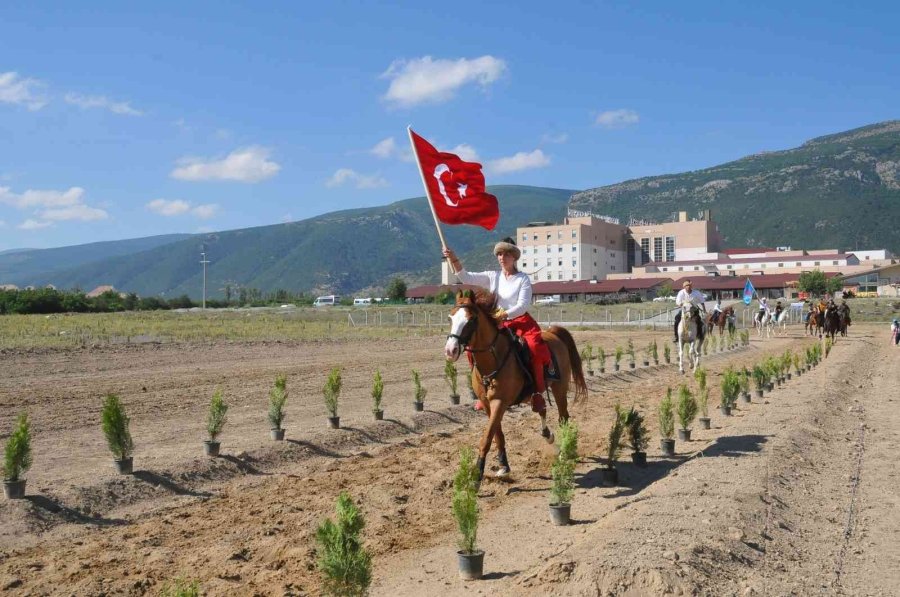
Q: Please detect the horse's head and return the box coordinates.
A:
[444,289,497,361]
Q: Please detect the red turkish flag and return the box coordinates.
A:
[409,129,499,231]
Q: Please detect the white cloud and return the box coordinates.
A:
[326,168,388,189]
[280,213,294,223]
[191,203,219,219]
[595,109,640,129]
[64,93,143,116]
[146,198,191,216]
[39,204,108,222]
[449,144,479,162]
[381,55,507,107]
[171,146,281,183]
[146,199,218,219]
[0,186,85,209]
[370,137,397,158]
[540,132,568,144]
[18,219,53,230]
[0,72,48,111]
[488,149,551,174]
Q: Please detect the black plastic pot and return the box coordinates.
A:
[767,383,774,391]
[720,406,732,417]
[413,401,424,412]
[614,364,620,371]
[204,440,220,457]
[660,438,676,456]
[787,373,792,381]
[643,360,650,367]
[450,394,460,405]
[3,479,26,499]
[629,362,635,369]
[600,368,606,374]
[327,416,341,429]
[373,410,384,421]
[587,369,594,377]
[742,392,751,404]
[549,503,571,525]
[699,417,711,430]
[755,389,764,398]
[271,428,285,441]
[457,550,485,581]
[631,451,647,467]
[114,457,133,475]
[677,428,692,442]
[600,467,619,486]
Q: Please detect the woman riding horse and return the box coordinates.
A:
[443,238,553,413]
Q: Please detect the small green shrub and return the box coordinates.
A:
[444,360,458,396]
[452,447,479,554]
[698,386,709,417]
[371,369,384,413]
[598,346,607,370]
[316,491,372,597]
[752,365,767,391]
[606,405,626,466]
[3,413,32,482]
[664,343,671,364]
[792,352,802,374]
[206,389,228,441]
[624,407,649,453]
[694,366,708,392]
[721,368,741,408]
[651,340,659,365]
[626,338,635,364]
[323,367,342,417]
[739,368,751,395]
[676,384,698,431]
[159,577,200,597]
[614,346,623,365]
[268,374,288,430]
[550,420,578,505]
[658,388,675,439]
[412,369,427,404]
[101,394,133,460]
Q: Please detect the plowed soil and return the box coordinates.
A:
[1,325,897,596]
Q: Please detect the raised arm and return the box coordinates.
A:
[442,247,492,289]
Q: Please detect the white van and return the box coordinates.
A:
[313,295,339,307]
[534,295,561,305]
[353,297,372,306]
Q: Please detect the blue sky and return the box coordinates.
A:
[1,1,898,251]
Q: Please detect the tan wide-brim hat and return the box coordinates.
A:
[683,280,692,287]
[494,240,521,260]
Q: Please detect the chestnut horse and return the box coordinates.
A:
[444,289,587,484]
[706,306,735,336]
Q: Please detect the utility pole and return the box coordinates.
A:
[200,249,210,309]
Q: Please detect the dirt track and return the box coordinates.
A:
[0,325,897,595]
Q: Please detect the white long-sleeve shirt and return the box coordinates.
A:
[676,288,706,310]
[455,269,532,319]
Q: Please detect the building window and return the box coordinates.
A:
[572,259,577,266]
[611,265,616,271]
[557,231,562,239]
[662,267,668,272]
[665,236,675,262]
[547,233,551,240]
[593,248,597,253]
[558,246,563,253]
[796,262,801,266]
[611,251,615,257]
[533,234,538,240]
[593,262,597,266]
[522,261,527,268]
[727,265,733,269]
[546,271,552,280]
[814,261,820,266]
[522,233,527,241]
[653,237,663,263]
[558,272,563,280]
[547,258,551,266]
[640,238,650,264]
[572,246,576,252]
[761,264,766,268]
[679,267,684,271]
[572,273,577,280]
[571,231,577,238]
[832,261,838,265]
[558,260,563,266]
[778,263,784,267]
[627,238,636,272]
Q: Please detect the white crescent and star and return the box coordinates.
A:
[432,163,466,207]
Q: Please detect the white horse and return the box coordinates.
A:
[774,309,790,335]
[755,309,775,338]
[677,305,703,374]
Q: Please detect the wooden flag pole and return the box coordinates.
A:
[407,126,457,275]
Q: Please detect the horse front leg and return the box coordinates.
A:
[678,341,685,374]
[476,398,505,489]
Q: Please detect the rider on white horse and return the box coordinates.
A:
[757,296,769,325]
[673,280,706,343]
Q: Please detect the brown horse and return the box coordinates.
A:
[706,306,735,336]
[805,309,821,337]
[444,289,587,484]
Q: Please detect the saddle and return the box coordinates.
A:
[507,330,560,405]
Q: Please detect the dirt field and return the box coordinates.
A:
[0,324,897,595]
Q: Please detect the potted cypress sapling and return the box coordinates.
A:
[783,351,793,381]
[602,405,625,486]
[101,394,134,474]
[720,368,740,416]
[268,374,288,440]
[3,413,32,499]
[676,384,698,442]
[549,420,578,525]
[316,491,372,596]
[614,345,623,371]
[694,367,710,429]
[728,328,737,350]
[626,339,636,369]
[581,344,594,376]
[412,369,427,412]
[659,389,676,456]
[739,368,752,403]
[702,336,709,356]
[445,360,460,404]
[752,365,767,398]
[651,339,659,366]
[598,346,607,373]
[323,367,342,429]
[664,342,672,365]
[792,353,802,378]
[642,343,650,367]
[205,389,228,457]
[825,337,833,358]
[625,407,650,467]
[453,447,483,580]
[371,369,384,421]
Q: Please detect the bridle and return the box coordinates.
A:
[448,302,512,388]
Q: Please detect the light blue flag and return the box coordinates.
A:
[743,278,755,305]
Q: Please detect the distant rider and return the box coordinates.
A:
[757,296,769,325]
[711,298,723,325]
[674,280,706,343]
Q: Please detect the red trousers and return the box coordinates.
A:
[502,313,551,394]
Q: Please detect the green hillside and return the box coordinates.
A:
[29,186,573,298]
[0,233,193,287]
[570,121,900,252]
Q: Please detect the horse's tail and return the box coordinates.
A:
[547,325,588,403]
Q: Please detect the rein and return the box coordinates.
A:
[451,303,514,388]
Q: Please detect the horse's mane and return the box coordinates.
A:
[472,288,498,315]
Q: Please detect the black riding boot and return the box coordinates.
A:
[673,312,681,343]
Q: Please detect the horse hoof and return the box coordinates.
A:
[495,466,511,479]
[541,427,555,444]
